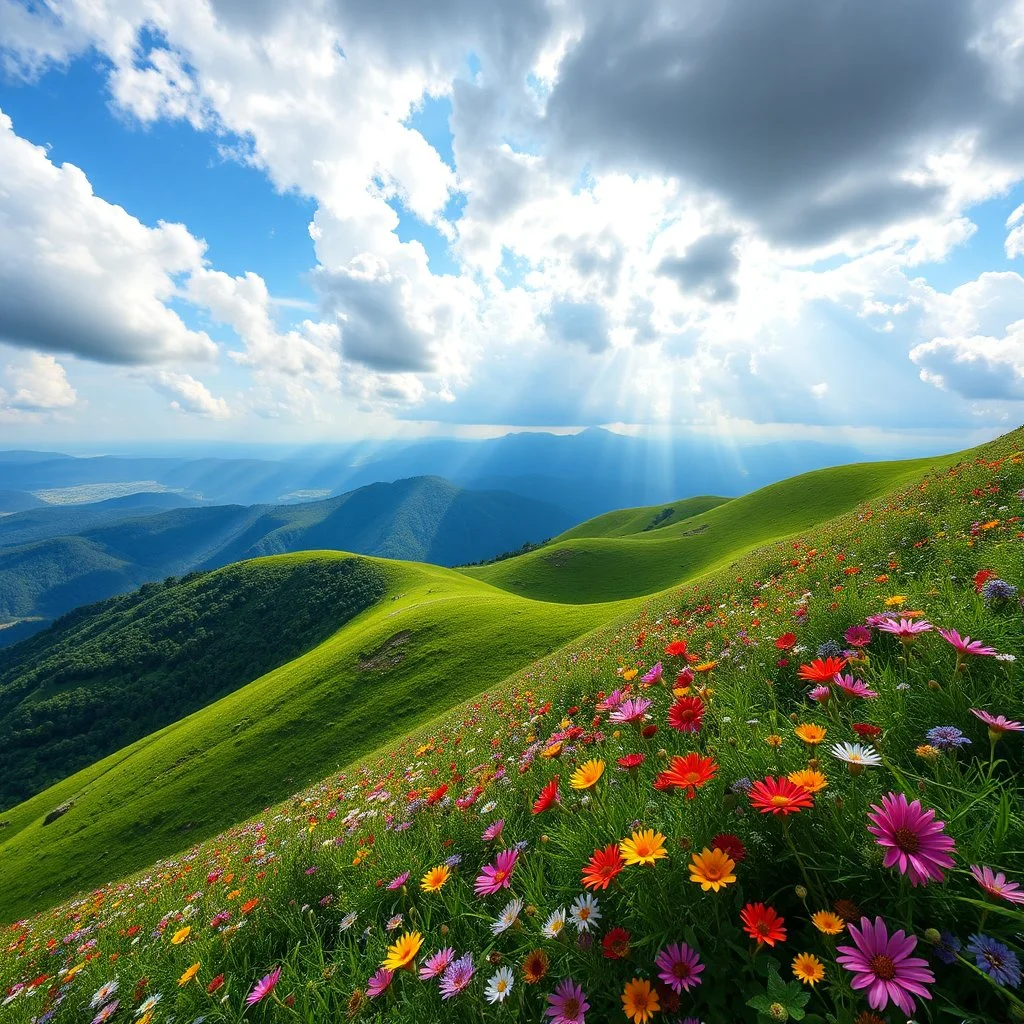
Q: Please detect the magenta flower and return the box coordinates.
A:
[655,941,705,993]
[836,916,934,1015]
[641,662,663,684]
[971,708,1024,736]
[481,819,505,842]
[419,947,456,980]
[844,625,873,647]
[833,673,878,699]
[366,968,393,998]
[545,977,590,1024]
[938,628,997,657]
[387,871,410,890]
[876,617,932,639]
[866,792,955,886]
[597,689,626,711]
[439,953,474,1000]
[971,864,1024,906]
[474,848,519,896]
[245,967,282,1006]
[809,685,831,703]
[608,697,652,725]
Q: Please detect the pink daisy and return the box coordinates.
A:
[481,819,505,842]
[366,968,393,998]
[545,977,589,1024]
[970,864,1024,906]
[597,689,626,711]
[836,916,934,1015]
[833,673,878,699]
[438,954,474,1000]
[844,625,873,647]
[387,871,410,890]
[876,618,933,639]
[655,941,705,993]
[641,662,663,684]
[474,848,519,896]
[245,967,282,1006]
[866,792,955,886]
[91,1001,119,1024]
[809,685,831,703]
[419,947,456,980]
[971,708,1024,735]
[608,697,652,725]
[937,628,997,657]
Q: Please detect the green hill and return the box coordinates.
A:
[0,556,388,810]
[0,476,571,636]
[460,456,954,602]
[0,555,623,919]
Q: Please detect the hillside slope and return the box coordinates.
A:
[0,555,623,919]
[0,556,388,809]
[461,455,954,601]
[0,477,570,636]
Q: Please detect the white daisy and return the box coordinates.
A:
[491,897,524,936]
[542,907,567,939]
[339,911,358,931]
[569,893,602,932]
[484,967,515,1004]
[829,742,882,767]
[90,981,119,1008]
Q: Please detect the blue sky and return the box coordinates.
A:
[0,0,1023,453]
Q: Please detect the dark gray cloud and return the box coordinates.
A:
[544,0,1013,246]
[657,231,739,302]
[911,337,1024,400]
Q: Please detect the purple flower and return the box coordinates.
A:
[608,697,652,725]
[641,662,663,684]
[439,953,474,999]
[387,871,410,890]
[843,625,873,647]
[419,947,455,980]
[926,726,970,750]
[836,916,934,1014]
[866,792,955,886]
[366,968,393,998]
[655,942,704,993]
[932,930,961,965]
[966,934,1020,988]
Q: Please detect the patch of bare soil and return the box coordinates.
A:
[358,630,413,671]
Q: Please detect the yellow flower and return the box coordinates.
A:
[884,594,907,607]
[765,734,783,748]
[688,847,737,891]
[621,668,638,681]
[178,962,201,987]
[794,723,827,745]
[792,952,825,986]
[693,661,717,673]
[619,829,667,867]
[569,759,605,790]
[811,910,845,935]
[63,961,86,982]
[672,685,691,697]
[170,926,191,945]
[420,865,451,892]
[382,930,424,971]
[621,977,660,1024]
[787,768,828,793]
[541,742,563,759]
[915,744,941,762]
[226,888,241,901]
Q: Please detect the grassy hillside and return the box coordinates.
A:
[0,556,624,920]
[1,431,1022,1022]
[0,556,388,810]
[461,456,954,602]
[0,477,569,632]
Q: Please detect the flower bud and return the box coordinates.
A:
[794,885,808,899]
[924,928,941,944]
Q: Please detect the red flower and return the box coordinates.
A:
[774,633,797,650]
[582,844,625,890]
[664,640,688,657]
[426,784,448,805]
[796,656,846,682]
[641,724,659,739]
[652,753,718,798]
[617,753,645,770]
[207,974,225,994]
[748,776,814,815]
[532,777,560,815]
[674,668,694,688]
[974,568,998,592]
[602,927,631,959]
[710,832,747,863]
[740,903,786,946]
[668,696,704,733]
[852,722,882,739]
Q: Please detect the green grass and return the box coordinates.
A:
[0,554,626,921]
[460,455,956,602]
[551,493,731,539]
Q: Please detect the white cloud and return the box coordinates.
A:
[2,353,77,411]
[150,370,232,418]
[1007,202,1024,258]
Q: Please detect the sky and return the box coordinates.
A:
[0,1,1023,452]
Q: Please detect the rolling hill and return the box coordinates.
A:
[0,443,970,921]
[0,476,571,641]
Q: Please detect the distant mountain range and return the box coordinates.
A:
[0,476,571,644]
[0,429,877,522]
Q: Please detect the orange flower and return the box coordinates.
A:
[652,753,718,798]
[240,898,259,915]
[740,902,786,946]
[582,844,625,890]
[787,769,828,794]
[748,776,814,815]
[797,657,846,682]
[793,723,827,745]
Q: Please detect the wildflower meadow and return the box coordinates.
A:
[3,433,1024,1023]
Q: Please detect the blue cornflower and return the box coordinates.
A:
[966,934,1021,988]
[933,930,961,965]
[730,777,753,795]
[445,854,463,868]
[926,726,972,750]
[817,640,843,659]
[982,578,1018,603]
